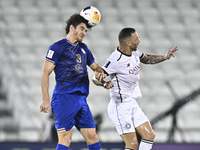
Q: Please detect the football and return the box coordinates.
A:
[80,6,101,27]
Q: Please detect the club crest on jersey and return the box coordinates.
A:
[81,48,86,54]
[104,61,111,68]
[125,123,131,129]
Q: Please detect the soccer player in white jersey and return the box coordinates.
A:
[93,28,178,150]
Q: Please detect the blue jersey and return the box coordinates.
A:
[45,38,95,96]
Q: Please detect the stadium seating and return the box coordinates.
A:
[0,0,200,143]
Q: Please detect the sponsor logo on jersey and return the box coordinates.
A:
[105,61,111,68]
[73,54,83,73]
[47,50,54,59]
[129,65,140,75]
[73,64,84,73]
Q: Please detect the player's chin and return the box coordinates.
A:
[131,48,137,51]
[78,38,84,43]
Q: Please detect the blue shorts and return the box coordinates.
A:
[51,94,96,133]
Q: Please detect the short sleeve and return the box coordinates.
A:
[102,58,117,75]
[133,49,145,59]
[45,43,62,65]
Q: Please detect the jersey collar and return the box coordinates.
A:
[117,47,132,57]
[65,38,78,46]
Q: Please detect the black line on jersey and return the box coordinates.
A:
[116,103,124,134]
[103,69,109,76]
[61,64,70,85]
[115,74,123,102]
[117,53,123,61]
[63,43,79,53]
[60,60,75,85]
[61,48,77,62]
[72,44,79,52]
[117,47,132,57]
[140,53,145,59]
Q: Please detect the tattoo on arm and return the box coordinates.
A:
[140,54,166,64]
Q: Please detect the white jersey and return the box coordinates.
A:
[102,47,144,102]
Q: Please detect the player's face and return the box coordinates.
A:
[130,32,140,51]
[73,23,88,43]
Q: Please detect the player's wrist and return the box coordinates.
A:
[92,76,104,86]
[103,75,111,82]
[43,98,50,103]
[164,54,169,60]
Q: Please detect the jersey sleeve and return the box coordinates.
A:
[134,49,145,59]
[102,57,117,75]
[45,43,62,65]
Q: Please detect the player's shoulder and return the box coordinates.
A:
[109,48,123,61]
[50,38,67,48]
[132,49,143,57]
[78,42,91,54]
[79,42,87,47]
[54,38,68,46]
[111,47,120,55]
[79,42,89,49]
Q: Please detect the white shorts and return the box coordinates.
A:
[108,98,149,135]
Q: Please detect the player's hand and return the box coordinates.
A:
[165,46,178,60]
[40,101,50,113]
[104,81,114,89]
[95,72,107,83]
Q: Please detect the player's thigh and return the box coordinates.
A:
[79,128,99,144]
[51,94,81,131]
[120,132,138,149]
[108,99,135,135]
[75,98,96,130]
[135,121,155,140]
[132,100,149,128]
[57,128,73,146]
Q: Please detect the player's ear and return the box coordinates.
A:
[126,41,131,46]
[69,25,75,32]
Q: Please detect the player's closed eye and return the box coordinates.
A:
[80,26,87,32]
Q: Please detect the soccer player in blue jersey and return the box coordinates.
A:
[40,14,113,150]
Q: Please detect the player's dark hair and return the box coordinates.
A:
[65,14,92,34]
[118,28,136,43]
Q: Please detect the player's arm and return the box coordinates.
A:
[40,60,55,113]
[90,62,113,89]
[90,61,106,81]
[140,46,178,64]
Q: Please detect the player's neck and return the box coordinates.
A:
[119,46,132,56]
[66,35,78,44]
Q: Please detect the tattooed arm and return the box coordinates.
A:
[140,54,166,64]
[140,46,178,64]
